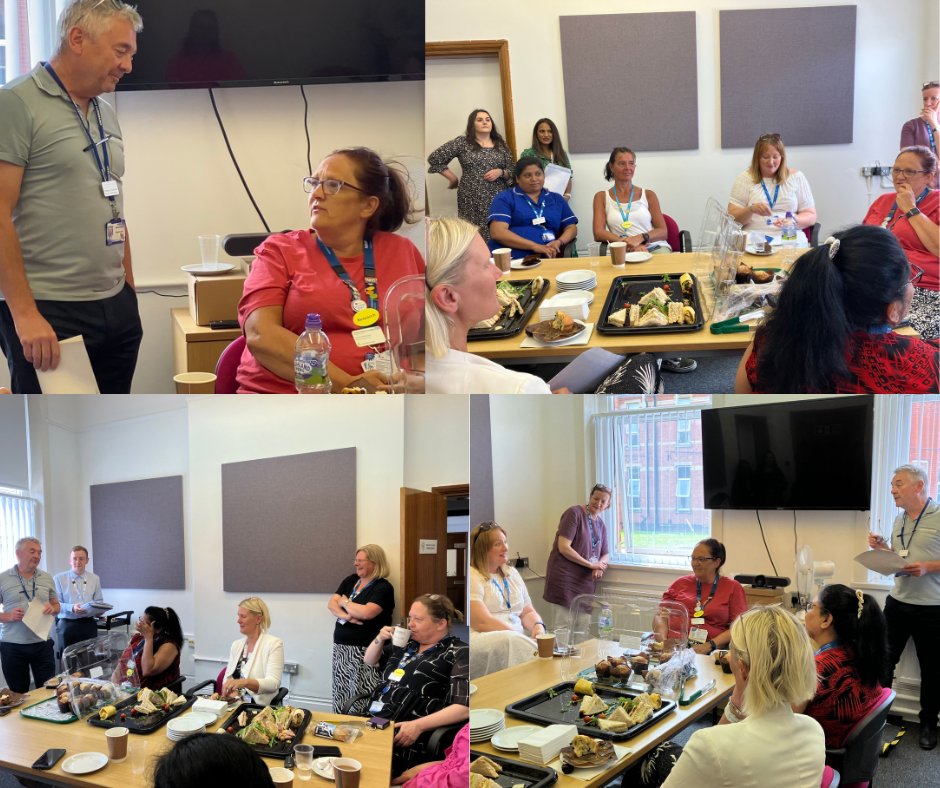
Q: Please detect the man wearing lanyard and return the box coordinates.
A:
[900,81,939,189]
[868,464,940,750]
[0,537,60,692]
[0,0,144,393]
[53,545,104,651]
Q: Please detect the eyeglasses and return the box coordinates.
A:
[593,484,613,494]
[758,132,782,141]
[302,176,368,196]
[690,555,717,564]
[903,264,925,289]
[891,168,929,178]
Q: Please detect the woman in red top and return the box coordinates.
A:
[236,147,425,393]
[662,539,746,655]
[112,606,183,691]
[862,146,939,340]
[736,224,939,393]
[798,584,889,749]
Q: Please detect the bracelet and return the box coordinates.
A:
[563,192,572,198]
[724,697,746,723]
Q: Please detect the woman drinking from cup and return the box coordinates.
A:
[327,544,395,713]
[519,118,573,199]
[862,146,939,340]
[487,157,578,259]
[363,594,469,777]
[592,147,670,252]
[221,597,284,705]
[113,606,183,691]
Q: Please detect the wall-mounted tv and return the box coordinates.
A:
[117,2,424,91]
[701,396,874,511]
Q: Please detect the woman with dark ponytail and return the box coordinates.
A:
[735,224,938,393]
[800,584,889,748]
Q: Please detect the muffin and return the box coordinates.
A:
[611,664,631,681]
[751,268,773,284]
[595,660,611,678]
[736,262,752,283]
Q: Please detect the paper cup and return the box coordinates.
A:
[198,234,221,265]
[609,241,627,266]
[536,632,555,658]
[270,766,294,786]
[392,626,411,647]
[333,758,361,788]
[492,248,512,274]
[174,371,217,394]
[106,726,129,762]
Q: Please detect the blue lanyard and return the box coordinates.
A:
[926,122,937,154]
[491,576,512,609]
[349,578,373,602]
[760,180,780,210]
[15,568,37,602]
[866,324,893,334]
[379,640,441,696]
[884,187,930,227]
[815,640,841,656]
[613,185,634,227]
[316,236,378,312]
[899,497,932,551]
[522,188,546,221]
[586,513,601,553]
[695,575,720,613]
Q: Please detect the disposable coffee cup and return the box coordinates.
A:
[333,759,362,788]
[270,766,294,786]
[198,234,221,265]
[536,632,555,658]
[173,371,217,394]
[392,626,411,647]
[609,241,627,266]
[106,726,129,762]
[493,248,512,274]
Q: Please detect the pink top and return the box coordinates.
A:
[662,574,747,640]
[402,724,468,788]
[236,230,425,393]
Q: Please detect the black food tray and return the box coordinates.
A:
[87,692,197,734]
[597,272,704,334]
[467,278,549,341]
[218,703,312,759]
[505,681,676,741]
[470,750,558,788]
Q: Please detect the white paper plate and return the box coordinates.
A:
[491,725,542,752]
[470,708,504,729]
[167,716,206,734]
[511,258,542,270]
[181,263,236,276]
[549,291,594,307]
[313,757,335,779]
[624,251,653,263]
[184,711,218,727]
[555,269,596,286]
[61,752,108,775]
[469,683,478,696]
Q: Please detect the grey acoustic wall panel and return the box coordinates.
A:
[469,395,494,526]
[719,6,856,148]
[560,12,699,153]
[90,476,185,589]
[221,448,356,593]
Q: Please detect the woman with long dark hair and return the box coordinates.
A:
[428,109,514,240]
[112,606,183,690]
[519,118,573,199]
[736,224,939,393]
[799,584,889,748]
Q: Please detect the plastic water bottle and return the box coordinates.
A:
[781,211,798,246]
[598,602,614,643]
[294,313,332,394]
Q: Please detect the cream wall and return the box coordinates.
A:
[426,0,937,249]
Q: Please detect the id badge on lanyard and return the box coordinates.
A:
[689,627,708,644]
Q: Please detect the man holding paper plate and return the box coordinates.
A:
[867,464,940,750]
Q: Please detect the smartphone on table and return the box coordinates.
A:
[32,749,66,770]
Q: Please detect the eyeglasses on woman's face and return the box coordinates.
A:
[901,264,924,293]
[302,176,367,196]
[690,555,717,564]
[891,167,929,179]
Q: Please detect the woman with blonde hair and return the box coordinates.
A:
[661,605,824,787]
[328,544,395,713]
[221,597,285,705]
[468,522,545,678]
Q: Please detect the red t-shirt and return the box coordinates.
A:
[236,230,425,393]
[862,189,939,290]
[662,574,747,640]
[804,645,883,748]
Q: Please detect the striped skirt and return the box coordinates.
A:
[331,643,383,715]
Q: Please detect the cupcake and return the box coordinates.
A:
[595,660,611,678]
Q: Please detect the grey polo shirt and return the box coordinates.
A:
[890,499,940,605]
[0,63,126,301]
[54,569,103,620]
[0,566,58,644]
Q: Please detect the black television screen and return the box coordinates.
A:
[117,2,424,91]
[702,396,874,510]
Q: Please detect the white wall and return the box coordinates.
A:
[426,0,937,249]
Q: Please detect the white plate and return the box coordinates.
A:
[181,263,236,276]
[511,258,542,270]
[469,683,478,696]
[491,725,542,752]
[184,711,218,727]
[745,245,778,256]
[61,752,108,775]
[470,708,504,729]
[549,291,594,307]
[534,322,588,345]
[555,269,596,286]
[313,757,336,779]
[624,251,653,263]
[167,716,206,734]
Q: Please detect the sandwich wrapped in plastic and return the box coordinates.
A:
[644,648,695,701]
[313,721,362,743]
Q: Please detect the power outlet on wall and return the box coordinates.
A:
[283,662,299,675]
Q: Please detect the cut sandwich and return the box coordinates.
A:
[470,756,503,779]
[608,704,631,723]
[580,694,608,715]
[597,718,630,733]
[469,774,500,788]
[608,308,628,327]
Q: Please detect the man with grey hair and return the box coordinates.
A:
[0,0,143,393]
[868,463,940,750]
[0,537,60,691]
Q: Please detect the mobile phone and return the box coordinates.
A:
[209,319,241,330]
[32,749,66,770]
[368,716,391,730]
[312,746,342,758]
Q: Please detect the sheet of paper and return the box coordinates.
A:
[35,335,99,394]
[22,597,54,641]
[544,163,572,196]
[854,549,908,576]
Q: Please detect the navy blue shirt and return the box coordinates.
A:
[487,187,578,259]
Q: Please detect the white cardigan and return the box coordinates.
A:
[223,632,285,706]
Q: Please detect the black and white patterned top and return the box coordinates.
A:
[368,634,469,721]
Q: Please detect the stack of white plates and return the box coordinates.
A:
[166,715,206,741]
[469,708,505,742]
[555,270,597,292]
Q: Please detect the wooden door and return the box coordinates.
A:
[400,487,447,613]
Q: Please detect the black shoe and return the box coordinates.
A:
[661,357,697,373]
[920,727,938,750]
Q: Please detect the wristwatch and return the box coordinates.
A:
[642,232,651,244]
[905,207,922,219]
[707,639,717,654]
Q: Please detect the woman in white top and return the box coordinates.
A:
[661,605,825,788]
[728,133,816,239]
[468,522,545,678]
[425,217,552,394]
[593,147,671,252]
[222,597,285,706]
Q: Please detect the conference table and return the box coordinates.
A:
[0,689,393,787]
[471,647,735,788]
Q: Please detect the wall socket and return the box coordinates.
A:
[514,556,529,569]
[283,662,299,675]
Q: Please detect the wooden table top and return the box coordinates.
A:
[0,690,393,787]
[470,648,734,788]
